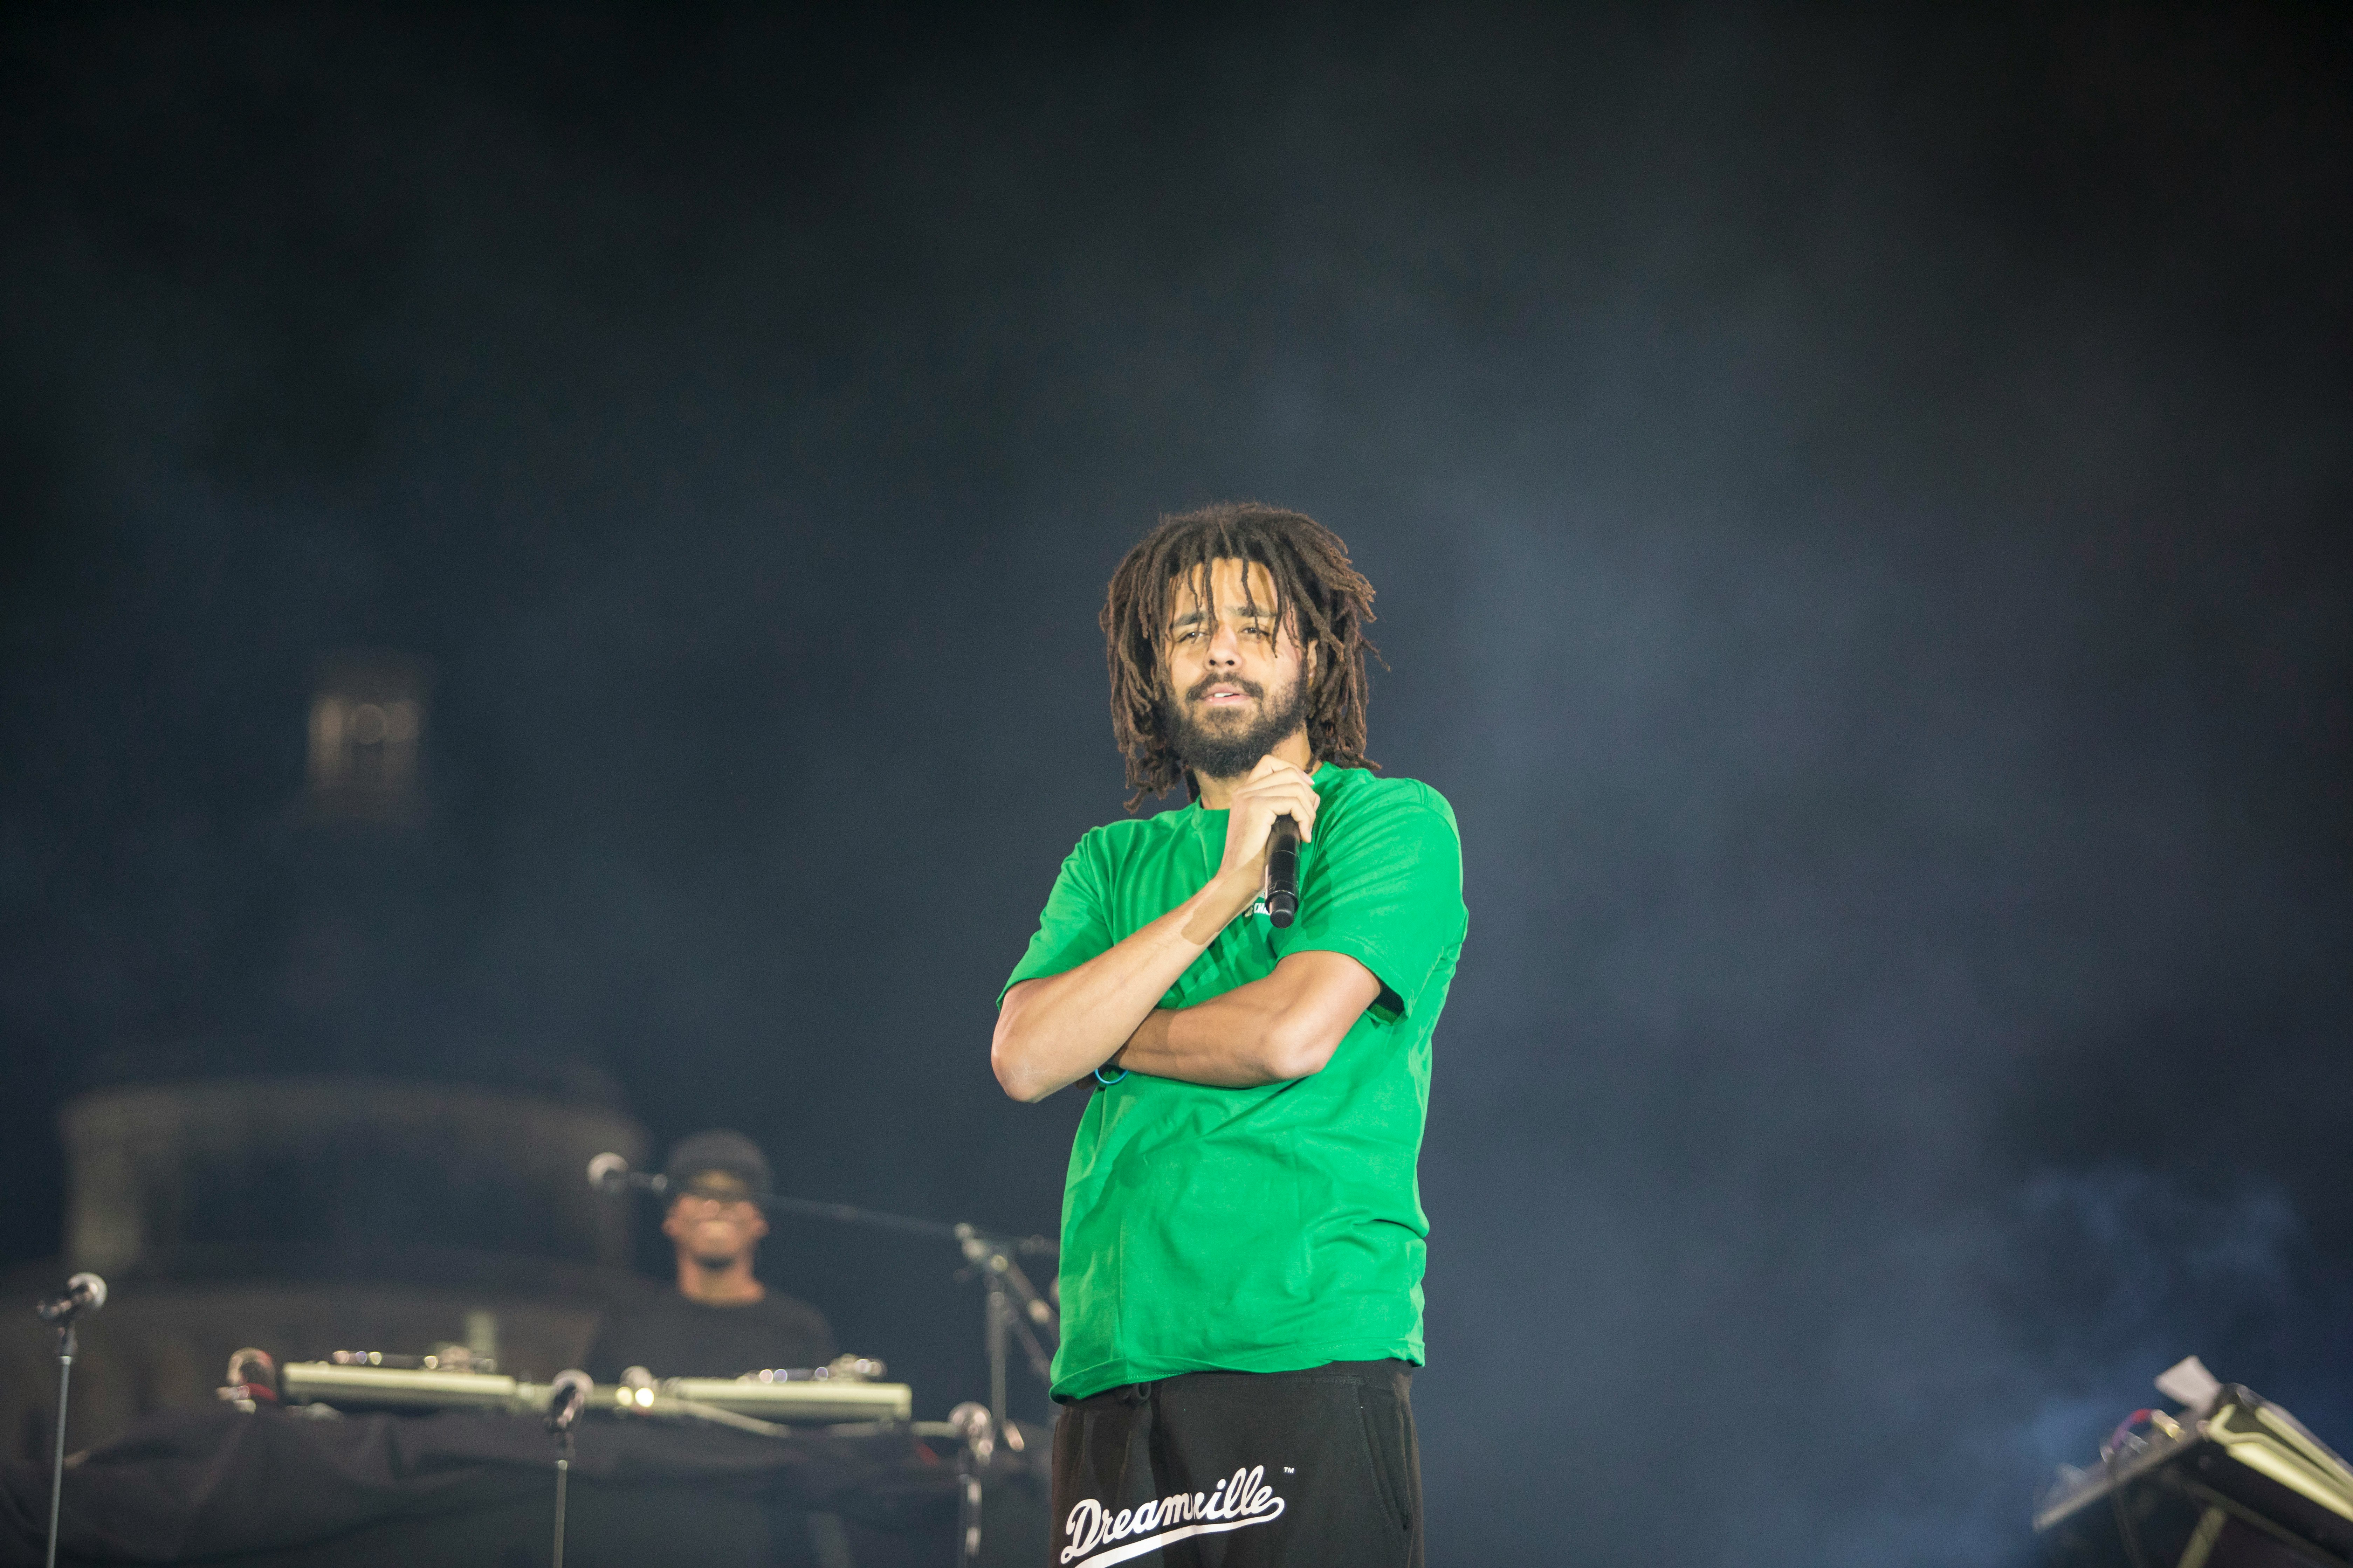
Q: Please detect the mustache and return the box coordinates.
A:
[1183,672,1266,703]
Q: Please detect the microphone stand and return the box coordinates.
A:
[44,1319,74,1568]
[954,1224,1055,1433]
[545,1377,589,1568]
[764,1207,1054,1566]
[743,1200,1058,1427]
[751,1197,1059,1432]
[947,1403,995,1568]
[551,1425,573,1568]
[711,1189,1060,1423]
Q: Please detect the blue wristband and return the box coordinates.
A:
[1093,1063,1128,1085]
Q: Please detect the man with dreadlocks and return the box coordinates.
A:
[993,503,1466,1567]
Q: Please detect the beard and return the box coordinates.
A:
[1162,664,1311,783]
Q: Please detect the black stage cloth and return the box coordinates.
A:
[0,1405,964,1567]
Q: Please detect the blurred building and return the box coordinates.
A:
[0,1061,648,1458]
[0,651,658,1458]
[305,650,429,826]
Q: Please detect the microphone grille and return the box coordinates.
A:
[67,1273,106,1311]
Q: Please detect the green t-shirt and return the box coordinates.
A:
[1001,763,1467,1400]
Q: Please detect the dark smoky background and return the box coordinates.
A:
[3,5,2349,1562]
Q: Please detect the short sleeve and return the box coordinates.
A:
[1273,784,1465,1022]
[998,833,1115,1005]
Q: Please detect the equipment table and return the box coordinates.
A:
[0,1403,982,1567]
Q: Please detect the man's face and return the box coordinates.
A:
[662,1172,770,1269]
[1159,557,1314,782]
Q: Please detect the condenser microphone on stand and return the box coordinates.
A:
[37,1272,106,1568]
[586,1153,668,1197]
[546,1368,591,1433]
[1266,814,1301,928]
[35,1273,105,1325]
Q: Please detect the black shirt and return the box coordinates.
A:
[583,1288,838,1383]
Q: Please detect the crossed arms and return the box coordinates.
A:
[990,869,1382,1104]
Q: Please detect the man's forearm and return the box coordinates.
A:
[991,864,1261,1102]
[1114,996,1287,1088]
[1115,951,1384,1088]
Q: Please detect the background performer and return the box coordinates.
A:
[993,503,1468,1567]
[583,1128,835,1381]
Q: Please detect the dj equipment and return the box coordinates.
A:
[278,1359,915,1425]
[1266,813,1300,927]
[2036,1383,2353,1567]
[34,1271,106,1568]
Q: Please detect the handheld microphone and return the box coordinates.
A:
[545,1369,592,1434]
[35,1273,106,1324]
[1266,814,1300,928]
[586,1154,668,1196]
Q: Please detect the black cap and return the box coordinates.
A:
[663,1128,771,1201]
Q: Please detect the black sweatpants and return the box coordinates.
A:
[1047,1360,1422,1568]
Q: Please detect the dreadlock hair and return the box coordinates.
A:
[1101,501,1381,809]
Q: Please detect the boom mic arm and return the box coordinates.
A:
[590,1152,1055,1256]
[586,1153,667,1196]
